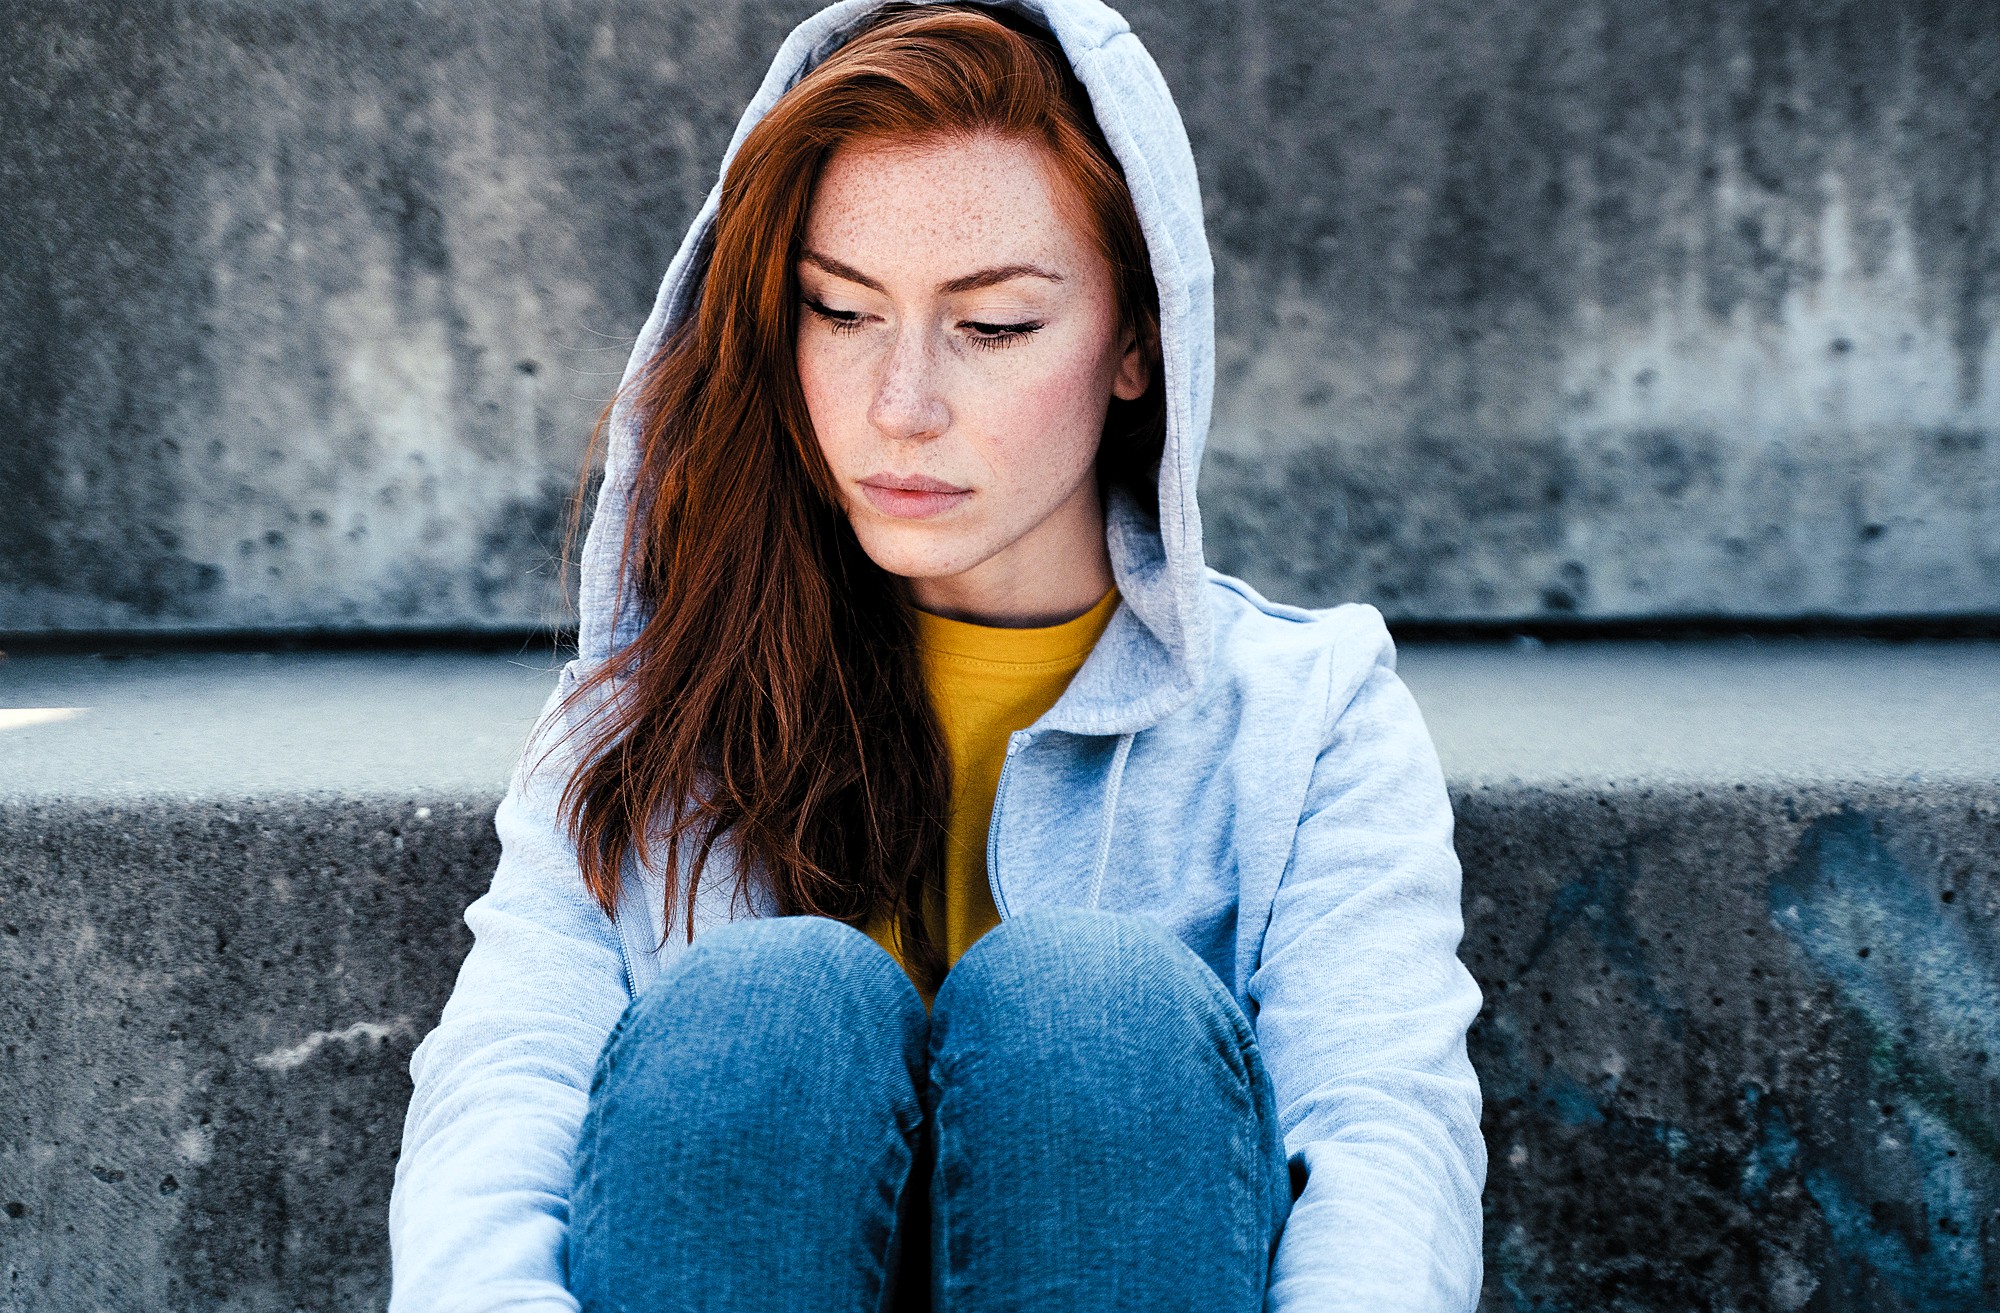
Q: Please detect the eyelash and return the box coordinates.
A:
[801,297,1043,350]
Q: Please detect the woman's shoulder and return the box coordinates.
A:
[1200,567,1397,707]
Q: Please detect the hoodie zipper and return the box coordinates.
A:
[985,730,1031,919]
[989,729,1134,915]
[609,856,641,999]
[1087,733,1135,909]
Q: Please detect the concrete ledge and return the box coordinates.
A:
[1458,781,2000,1312]
[3,644,1997,1310]
[2,798,491,1310]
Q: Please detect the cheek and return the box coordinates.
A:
[973,342,1116,479]
[795,337,856,454]
[795,334,830,417]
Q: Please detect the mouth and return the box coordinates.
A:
[857,472,972,520]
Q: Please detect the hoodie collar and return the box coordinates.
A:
[576,0,1214,736]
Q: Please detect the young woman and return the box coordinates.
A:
[389,2,1485,1310]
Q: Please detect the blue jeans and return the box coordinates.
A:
[569,909,1292,1312]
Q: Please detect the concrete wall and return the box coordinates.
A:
[1465,785,2000,1312]
[7,784,1997,1311]
[1,799,493,1310]
[4,0,1999,632]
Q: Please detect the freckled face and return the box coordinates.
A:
[794,131,1148,619]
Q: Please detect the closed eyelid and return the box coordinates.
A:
[947,290,1060,323]
[800,291,869,321]
[801,291,1041,327]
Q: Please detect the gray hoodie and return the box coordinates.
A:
[389,2,1486,1309]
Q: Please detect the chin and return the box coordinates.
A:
[848,519,986,583]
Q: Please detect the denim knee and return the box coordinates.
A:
[632,913,916,1013]
[572,916,932,1313]
[923,908,1290,1311]
[931,908,1259,1089]
[594,914,929,1121]
[936,907,1231,1007]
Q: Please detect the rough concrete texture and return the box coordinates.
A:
[4,0,1998,633]
[3,646,1998,1310]
[2,799,496,1311]
[1184,0,2000,622]
[1459,782,2000,1313]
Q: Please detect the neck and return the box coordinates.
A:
[913,567,1113,628]
[909,488,1114,628]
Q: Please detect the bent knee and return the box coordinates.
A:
[584,917,928,1162]
[646,913,904,998]
[933,909,1250,1074]
[941,908,1215,1002]
[613,914,924,1069]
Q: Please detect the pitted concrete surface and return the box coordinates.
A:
[2,645,1997,1311]
[5,0,1999,633]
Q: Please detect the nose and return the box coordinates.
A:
[866,323,950,443]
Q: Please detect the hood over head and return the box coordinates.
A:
[576,0,1215,736]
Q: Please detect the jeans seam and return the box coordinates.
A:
[926,1038,953,1313]
[865,1126,918,1313]
[1184,954,1286,1289]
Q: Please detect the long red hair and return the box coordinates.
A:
[550,2,1164,992]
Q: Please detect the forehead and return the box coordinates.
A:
[803,131,1094,275]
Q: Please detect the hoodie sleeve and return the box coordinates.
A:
[388,662,633,1313]
[1250,622,1487,1313]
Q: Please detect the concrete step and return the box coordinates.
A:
[2,642,1996,1311]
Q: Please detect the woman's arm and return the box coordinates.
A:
[389,665,632,1313]
[1252,630,1487,1313]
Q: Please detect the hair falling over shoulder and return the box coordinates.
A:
[546,3,1165,995]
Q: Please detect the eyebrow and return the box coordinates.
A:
[799,249,1065,295]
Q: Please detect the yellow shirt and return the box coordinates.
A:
[865,587,1120,990]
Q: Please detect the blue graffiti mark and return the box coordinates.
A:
[1799,1096,1993,1310]
[1542,1076,1606,1128]
[1480,809,2000,1310]
[1769,810,2000,1163]
[1484,1076,1822,1311]
[1522,1075,1769,1169]
[1768,810,2000,1311]
[1737,1084,1801,1206]
[1518,847,1684,1040]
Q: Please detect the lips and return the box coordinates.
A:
[858,472,971,520]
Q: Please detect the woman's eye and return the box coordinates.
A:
[803,297,865,334]
[962,320,1044,350]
